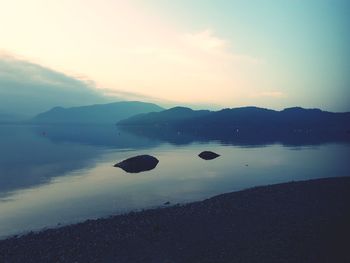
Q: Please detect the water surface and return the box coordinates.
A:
[0,124,349,238]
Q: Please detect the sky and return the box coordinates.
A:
[0,0,349,112]
[0,54,106,116]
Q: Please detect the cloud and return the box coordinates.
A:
[0,0,268,108]
[0,53,108,117]
[98,87,172,104]
[183,29,228,53]
[95,28,263,105]
[181,29,261,65]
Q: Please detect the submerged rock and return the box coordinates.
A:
[114,155,159,173]
[198,151,220,160]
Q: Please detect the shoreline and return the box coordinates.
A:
[1,176,349,262]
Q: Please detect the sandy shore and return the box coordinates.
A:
[0,177,349,263]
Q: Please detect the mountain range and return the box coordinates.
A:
[117,106,350,144]
[32,101,164,124]
[118,106,350,128]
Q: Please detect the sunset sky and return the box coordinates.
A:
[0,0,349,111]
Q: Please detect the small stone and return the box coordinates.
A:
[198,151,220,160]
[114,155,159,173]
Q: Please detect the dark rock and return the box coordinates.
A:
[114,155,159,173]
[198,151,220,160]
[163,201,170,205]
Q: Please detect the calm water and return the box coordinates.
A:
[0,124,349,238]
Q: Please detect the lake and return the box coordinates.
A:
[0,124,349,238]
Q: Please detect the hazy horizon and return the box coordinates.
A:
[1,0,350,116]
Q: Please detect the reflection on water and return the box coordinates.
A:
[0,124,349,238]
[0,125,160,195]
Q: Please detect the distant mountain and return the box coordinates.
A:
[32,101,164,124]
[118,106,211,126]
[117,106,350,144]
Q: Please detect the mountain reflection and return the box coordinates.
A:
[119,125,350,146]
[1,123,349,199]
[0,125,160,197]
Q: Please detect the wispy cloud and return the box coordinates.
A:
[1,0,265,106]
[0,53,108,116]
[98,88,172,104]
[97,27,263,105]
[184,29,228,53]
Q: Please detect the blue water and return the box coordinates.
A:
[0,124,349,238]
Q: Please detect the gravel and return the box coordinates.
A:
[0,177,349,263]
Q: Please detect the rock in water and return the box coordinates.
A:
[114,155,159,173]
[198,151,220,160]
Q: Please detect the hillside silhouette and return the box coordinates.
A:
[32,101,164,124]
[117,106,350,145]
